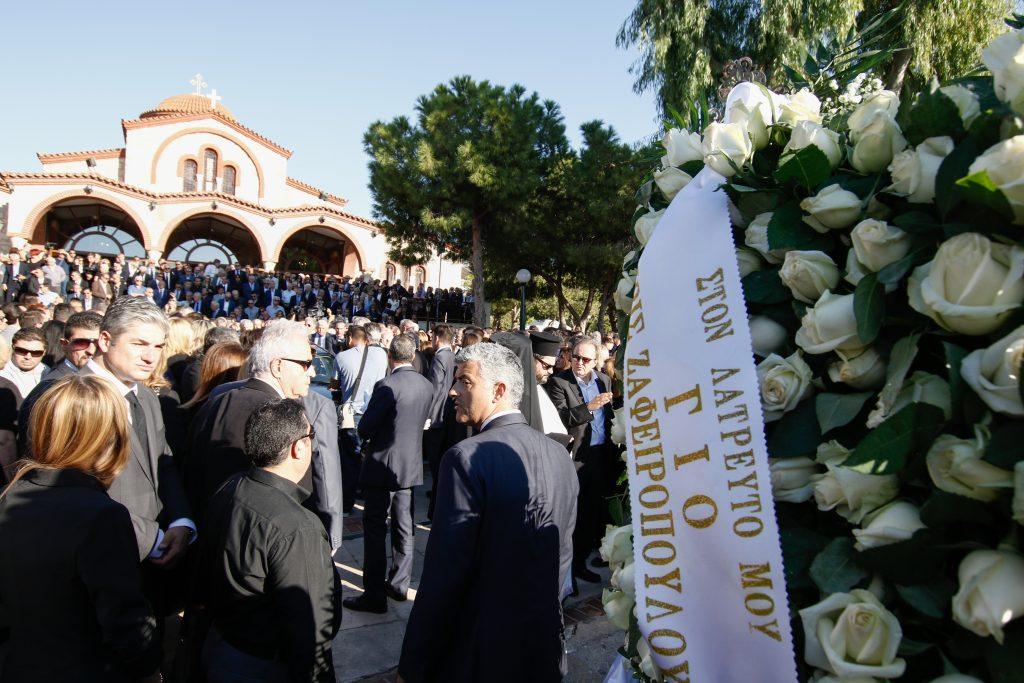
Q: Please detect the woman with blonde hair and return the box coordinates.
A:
[165,315,198,391]
[0,375,161,681]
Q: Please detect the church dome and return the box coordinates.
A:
[140,93,236,121]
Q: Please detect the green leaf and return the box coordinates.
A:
[896,579,954,619]
[986,622,1024,683]
[767,398,821,458]
[767,203,832,251]
[891,210,943,236]
[956,170,1015,221]
[905,81,965,145]
[609,495,626,526]
[680,160,705,177]
[742,268,792,304]
[898,637,935,657]
[857,529,946,584]
[774,145,832,189]
[854,271,884,345]
[984,422,1024,469]
[876,250,917,286]
[876,333,921,417]
[943,341,969,420]
[815,392,873,433]
[810,538,868,594]
[934,139,979,219]
[781,527,830,590]
[920,491,996,528]
[843,403,946,474]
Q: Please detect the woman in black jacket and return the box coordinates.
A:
[0,374,161,682]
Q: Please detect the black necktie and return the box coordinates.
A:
[125,391,149,452]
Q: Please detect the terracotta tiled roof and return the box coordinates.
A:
[286,177,348,207]
[0,172,377,229]
[122,111,292,158]
[38,148,124,163]
[141,93,237,121]
[0,175,10,193]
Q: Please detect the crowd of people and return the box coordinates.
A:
[0,245,623,683]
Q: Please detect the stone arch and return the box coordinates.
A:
[158,205,270,262]
[150,127,265,197]
[20,189,155,250]
[271,221,367,270]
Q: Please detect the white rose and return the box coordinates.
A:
[749,315,787,357]
[939,84,981,128]
[757,351,813,421]
[952,549,1024,644]
[780,250,841,304]
[967,135,1024,223]
[908,232,1024,335]
[653,166,692,201]
[779,88,823,125]
[960,325,1024,416]
[661,128,703,168]
[867,371,953,429]
[816,440,851,466]
[784,120,843,168]
[622,250,638,276]
[736,247,763,277]
[796,290,866,355]
[613,274,635,313]
[828,347,886,390]
[601,588,634,630]
[599,524,633,567]
[813,674,879,683]
[844,248,870,288]
[610,407,626,446]
[850,219,911,272]
[724,81,783,126]
[886,136,955,204]
[636,636,663,682]
[926,430,1013,502]
[1014,462,1024,525]
[982,29,1024,114]
[799,589,906,679]
[611,559,635,598]
[634,208,665,246]
[847,90,901,134]
[850,111,907,173]
[702,121,753,177]
[770,457,819,503]
[744,212,788,264]
[726,99,769,149]
[801,184,863,233]
[853,501,926,551]
[812,464,899,523]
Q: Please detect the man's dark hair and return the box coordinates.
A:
[12,327,46,346]
[432,323,453,344]
[2,304,19,326]
[52,303,74,323]
[204,327,239,353]
[18,309,46,330]
[346,325,367,345]
[244,399,309,468]
[64,311,102,334]
[389,334,416,364]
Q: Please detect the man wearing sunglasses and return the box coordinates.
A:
[184,319,316,520]
[0,328,47,400]
[544,338,614,586]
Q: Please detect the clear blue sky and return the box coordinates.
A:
[0,1,657,217]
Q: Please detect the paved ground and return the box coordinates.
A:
[331,481,623,682]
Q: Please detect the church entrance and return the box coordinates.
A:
[34,197,146,258]
[278,226,360,276]
[163,212,261,265]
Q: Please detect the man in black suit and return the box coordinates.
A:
[345,334,432,614]
[544,337,613,584]
[3,249,29,303]
[423,323,455,520]
[183,319,315,520]
[399,343,577,682]
[309,317,332,351]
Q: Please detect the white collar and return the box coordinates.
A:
[574,370,597,385]
[86,359,136,396]
[480,408,521,431]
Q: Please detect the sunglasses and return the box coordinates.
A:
[279,357,314,371]
[292,428,316,445]
[533,355,554,371]
[572,353,596,363]
[13,347,45,358]
[63,337,99,351]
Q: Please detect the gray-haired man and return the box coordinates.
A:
[399,343,578,682]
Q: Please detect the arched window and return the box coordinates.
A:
[183,159,198,192]
[411,266,426,287]
[384,262,397,282]
[203,149,218,192]
[222,166,237,195]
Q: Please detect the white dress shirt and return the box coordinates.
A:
[480,408,522,432]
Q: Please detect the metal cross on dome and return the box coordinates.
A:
[207,89,222,110]
[190,73,207,95]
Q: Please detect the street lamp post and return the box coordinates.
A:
[515,268,531,331]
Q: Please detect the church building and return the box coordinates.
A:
[0,75,462,288]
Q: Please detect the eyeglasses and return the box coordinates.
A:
[279,357,314,371]
[292,428,316,445]
[533,355,554,371]
[64,337,99,351]
[572,353,595,363]
[13,347,45,358]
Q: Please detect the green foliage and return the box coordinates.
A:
[815,391,873,433]
[843,404,947,474]
[853,271,885,344]
[774,145,833,188]
[811,537,869,593]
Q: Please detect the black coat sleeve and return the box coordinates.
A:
[545,377,593,429]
